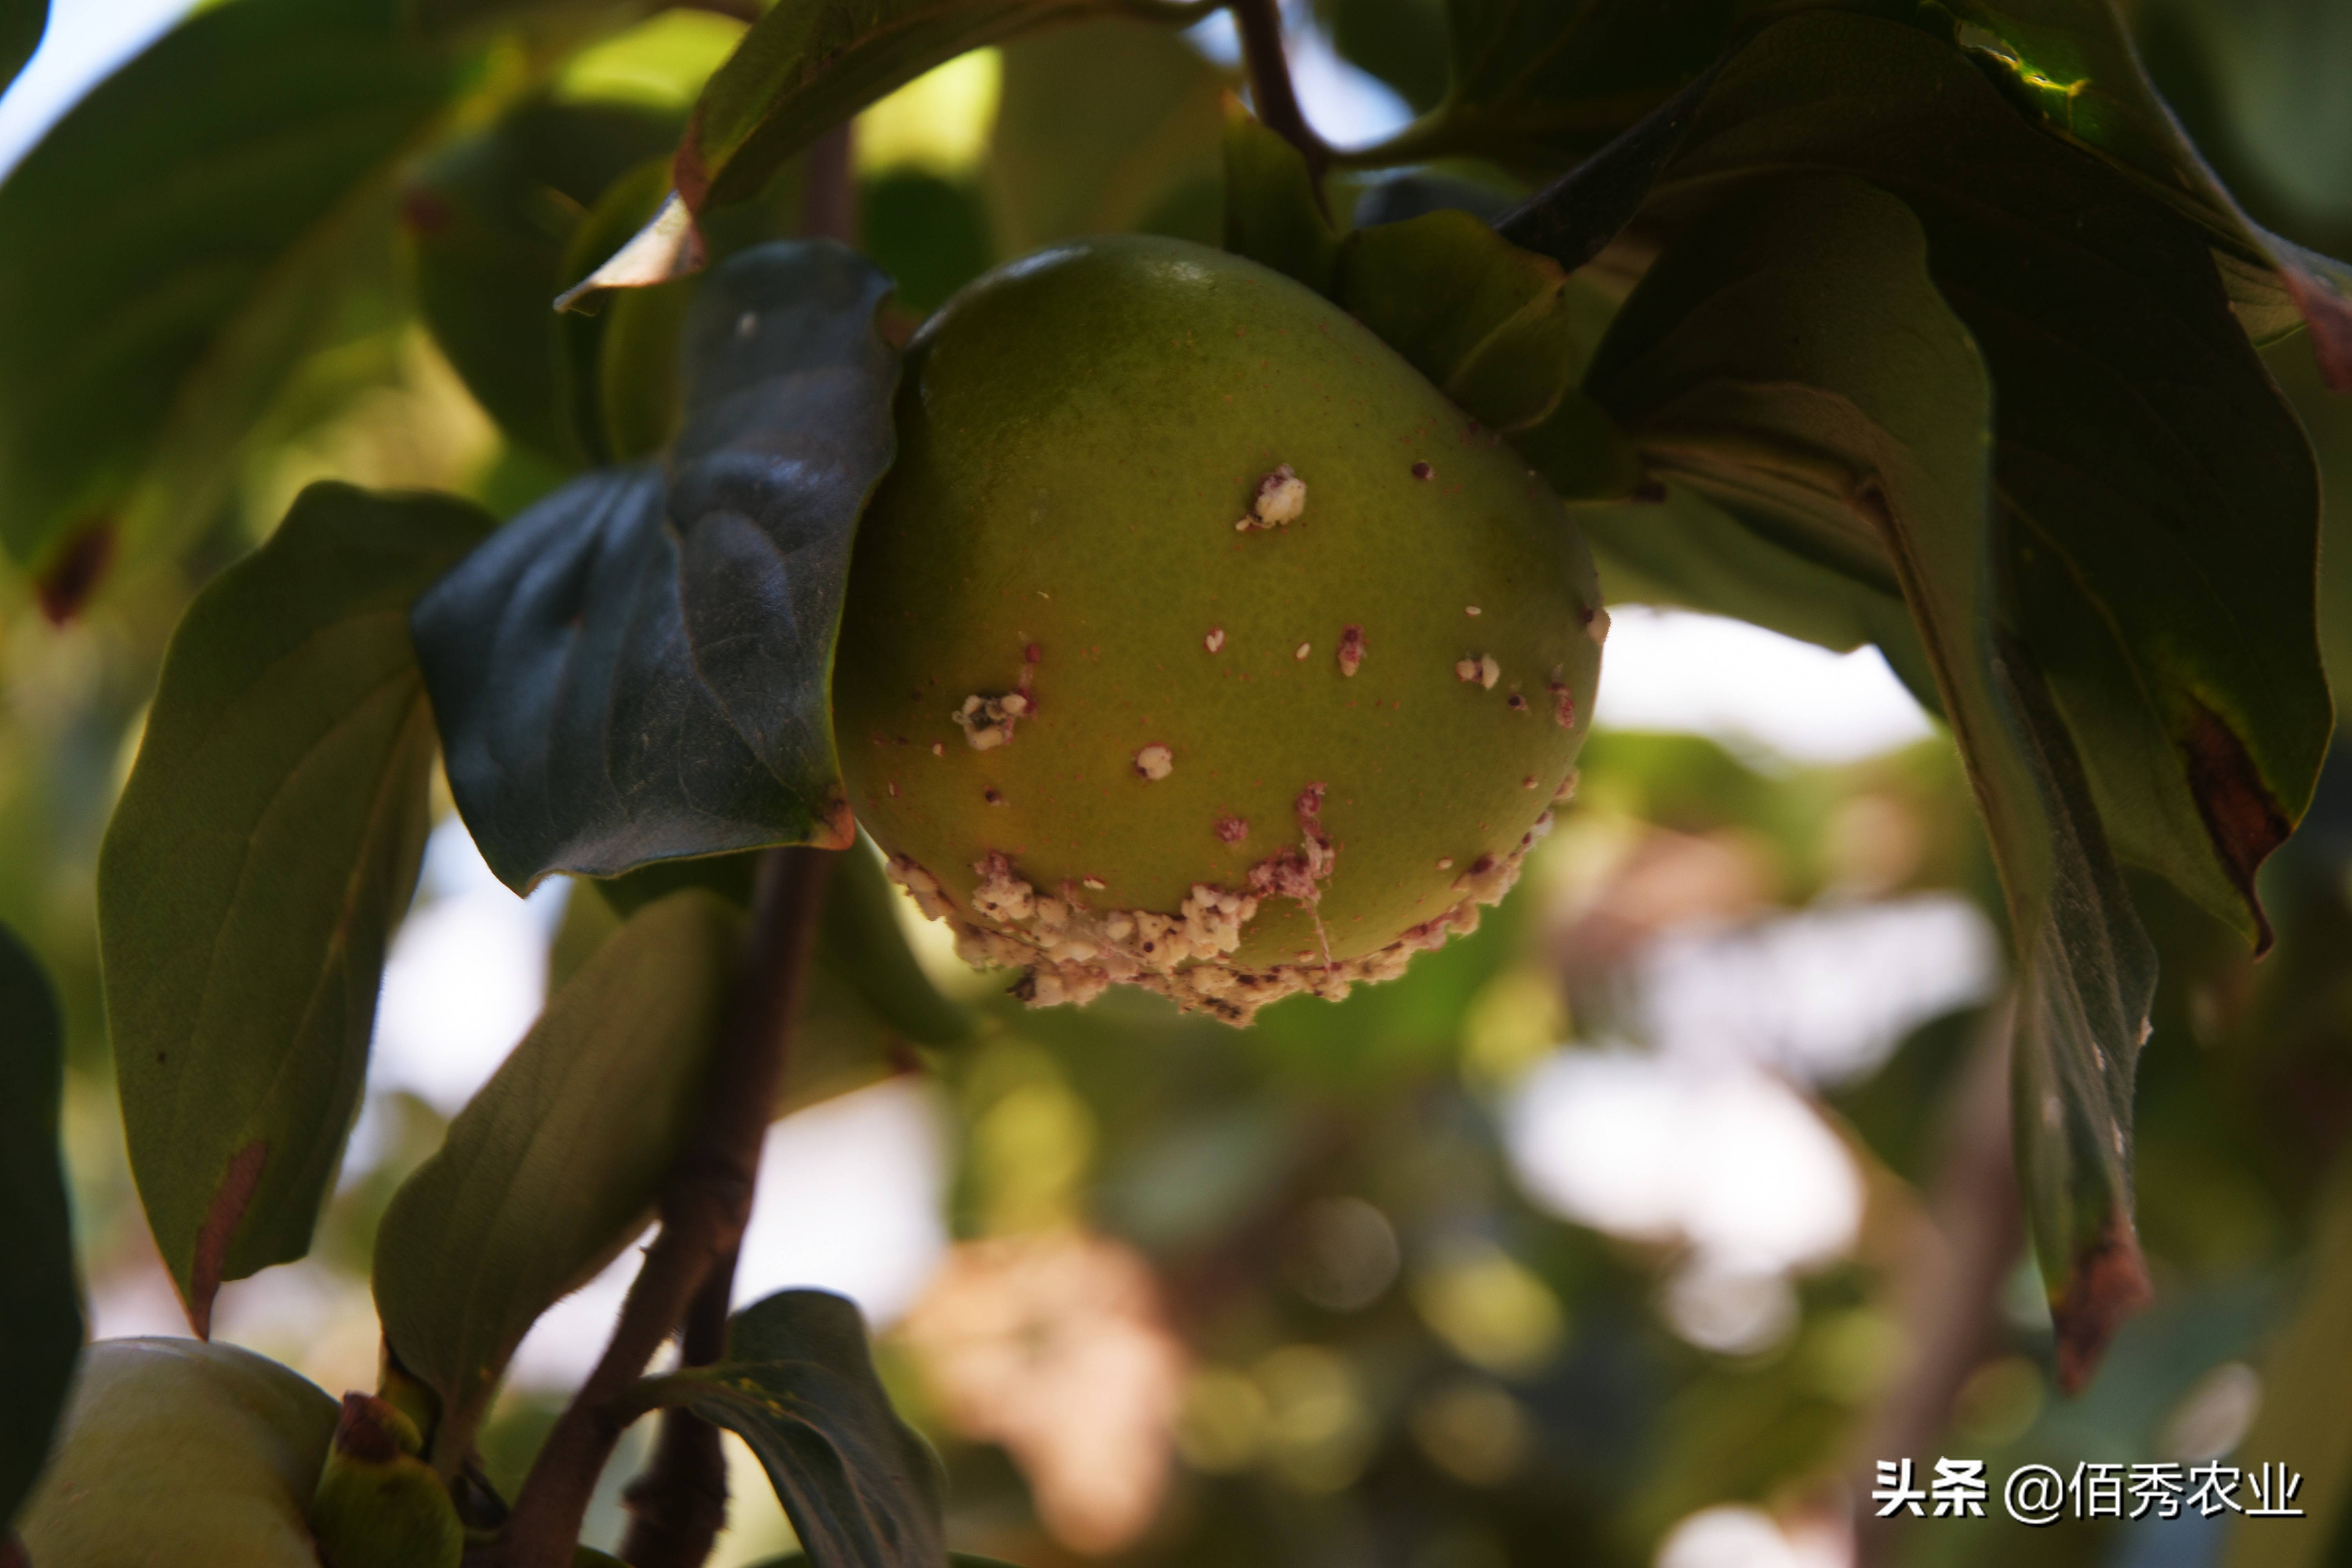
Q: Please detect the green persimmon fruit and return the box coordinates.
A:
[834,236,1604,1023]
[308,1392,463,1568]
[15,1338,338,1567]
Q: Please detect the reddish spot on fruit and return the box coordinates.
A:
[1216,816,1249,844]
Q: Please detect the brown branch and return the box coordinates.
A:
[489,848,836,1568]
[1851,995,2025,1566]
[800,122,858,248]
[1231,0,1332,188]
[615,1243,739,1567]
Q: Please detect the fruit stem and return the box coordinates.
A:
[1232,0,1332,192]
[486,848,835,1568]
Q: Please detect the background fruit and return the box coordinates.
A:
[16,1338,338,1567]
[833,236,1603,1022]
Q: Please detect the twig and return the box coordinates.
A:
[1230,0,1332,187]
[615,1245,739,1567]
[1851,995,2025,1565]
[491,848,836,1568]
[800,122,857,250]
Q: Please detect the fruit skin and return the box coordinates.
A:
[15,1338,338,1568]
[833,236,1602,1021]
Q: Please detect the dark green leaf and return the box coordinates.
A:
[374,889,741,1470]
[1939,0,2352,385]
[1638,10,2329,952]
[414,241,898,891]
[860,171,994,315]
[1587,172,2160,1386]
[639,1290,946,1568]
[0,921,77,1537]
[1221,108,1339,295]
[1319,0,1449,113]
[1336,210,1642,497]
[984,17,1228,257]
[1387,0,1757,169]
[0,0,43,95]
[1492,61,1722,274]
[100,484,490,1334]
[408,98,683,466]
[679,0,1106,216]
[0,0,457,590]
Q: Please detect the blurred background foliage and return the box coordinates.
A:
[4,2,2352,1566]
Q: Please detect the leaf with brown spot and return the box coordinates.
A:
[1585,171,2161,1388]
[2051,1202,2155,1395]
[185,1140,269,1340]
[102,484,491,1317]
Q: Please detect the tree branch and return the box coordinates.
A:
[489,848,835,1568]
[1851,996,2025,1565]
[1230,0,1331,187]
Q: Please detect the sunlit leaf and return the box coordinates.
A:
[0,0,458,593]
[414,241,898,890]
[986,18,1228,257]
[678,0,1107,217]
[374,889,740,1470]
[101,484,491,1334]
[1940,0,2352,385]
[635,1291,946,1568]
[0,921,77,1538]
[1588,172,2160,1387]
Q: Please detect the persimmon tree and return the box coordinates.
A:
[2,0,2347,1564]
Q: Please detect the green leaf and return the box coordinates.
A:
[637,1290,946,1568]
[1639,10,2330,952]
[984,18,1228,257]
[1,0,43,95]
[679,0,1106,216]
[1937,0,2352,385]
[408,98,683,466]
[1319,0,1449,113]
[374,889,742,1471]
[413,240,898,891]
[1382,0,1759,169]
[0,0,458,594]
[1336,210,1642,497]
[100,483,491,1335]
[0,921,78,1538]
[2223,1161,2352,1568]
[1586,172,2161,1387]
[1221,107,1339,296]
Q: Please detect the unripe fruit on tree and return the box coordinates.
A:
[834,237,1604,1023]
[15,1338,338,1567]
[307,1392,464,1568]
